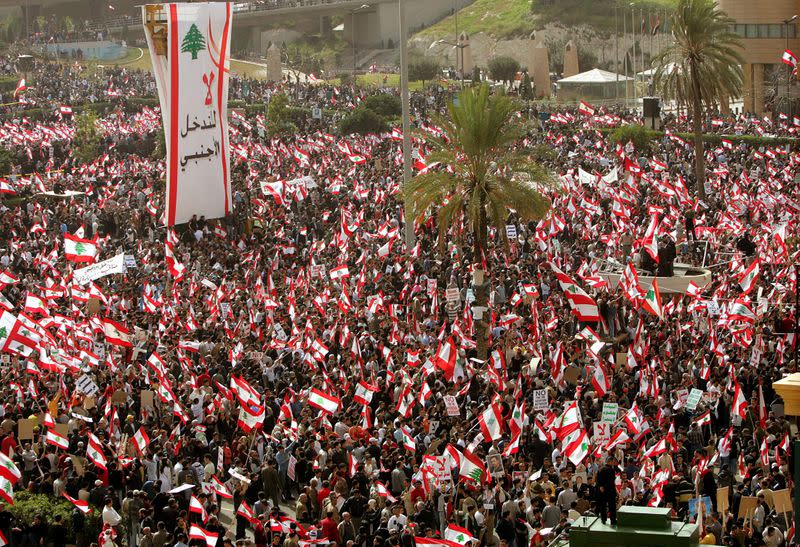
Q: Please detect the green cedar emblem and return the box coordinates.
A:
[181,24,206,60]
[74,242,85,255]
[0,326,6,339]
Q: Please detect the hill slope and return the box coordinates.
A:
[415,0,676,41]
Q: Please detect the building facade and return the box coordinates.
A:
[718,0,799,114]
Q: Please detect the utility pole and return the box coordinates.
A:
[615,3,619,102]
[400,0,414,250]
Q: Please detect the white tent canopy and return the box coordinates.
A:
[557,68,634,84]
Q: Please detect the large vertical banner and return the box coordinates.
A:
[143,3,232,226]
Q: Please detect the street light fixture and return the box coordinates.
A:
[351,4,371,77]
[429,38,467,88]
[784,15,798,115]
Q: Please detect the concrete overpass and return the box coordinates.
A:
[10,0,472,56]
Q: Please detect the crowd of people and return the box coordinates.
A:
[0,55,796,547]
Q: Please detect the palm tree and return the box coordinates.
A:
[403,84,551,359]
[652,0,743,198]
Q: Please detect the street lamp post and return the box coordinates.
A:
[351,4,370,77]
[784,15,798,115]
[400,0,414,249]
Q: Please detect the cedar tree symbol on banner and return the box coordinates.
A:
[182,23,206,60]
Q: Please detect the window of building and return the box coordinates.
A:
[730,23,796,38]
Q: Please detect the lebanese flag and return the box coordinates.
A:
[23,293,49,316]
[0,452,21,485]
[732,381,748,420]
[293,147,310,166]
[236,501,257,524]
[103,318,132,347]
[13,78,25,97]
[693,410,711,427]
[64,234,99,263]
[783,49,798,68]
[64,492,91,514]
[237,403,265,432]
[563,428,590,466]
[190,494,209,522]
[330,264,350,280]
[641,215,659,263]
[624,403,645,435]
[400,426,416,452]
[604,430,630,452]
[87,433,107,471]
[59,105,73,116]
[0,271,19,288]
[459,449,488,484]
[579,100,595,116]
[0,179,15,196]
[444,525,476,546]
[643,438,667,458]
[132,426,150,455]
[415,538,460,547]
[353,380,378,405]
[308,388,340,414]
[478,403,504,441]
[46,428,69,450]
[189,524,219,547]
[641,279,663,319]
[0,478,12,505]
[0,529,6,546]
[728,298,756,323]
[591,362,611,397]
[551,265,600,322]
[433,337,457,381]
[738,260,760,295]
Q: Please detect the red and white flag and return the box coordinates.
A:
[578,100,595,116]
[64,492,91,513]
[738,259,760,295]
[189,524,219,547]
[63,234,99,263]
[132,426,150,455]
[46,428,69,450]
[103,318,132,347]
[308,388,340,414]
[783,49,798,68]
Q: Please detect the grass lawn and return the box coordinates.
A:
[85,47,270,79]
[414,0,677,40]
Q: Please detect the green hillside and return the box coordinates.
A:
[414,0,676,41]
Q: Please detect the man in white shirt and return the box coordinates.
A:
[387,504,407,533]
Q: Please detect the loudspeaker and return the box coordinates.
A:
[643,97,661,118]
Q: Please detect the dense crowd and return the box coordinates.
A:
[0,55,797,547]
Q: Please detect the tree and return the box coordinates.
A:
[471,66,481,85]
[519,73,533,100]
[408,57,440,87]
[72,112,101,165]
[487,56,520,86]
[181,23,206,60]
[652,0,743,198]
[403,84,551,359]
[266,92,297,136]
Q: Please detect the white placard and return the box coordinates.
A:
[73,253,126,285]
[686,388,704,411]
[601,403,619,424]
[75,374,100,396]
[444,395,460,416]
[532,389,549,411]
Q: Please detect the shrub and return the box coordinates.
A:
[607,124,660,152]
[339,106,387,135]
[362,94,401,118]
[9,491,103,542]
